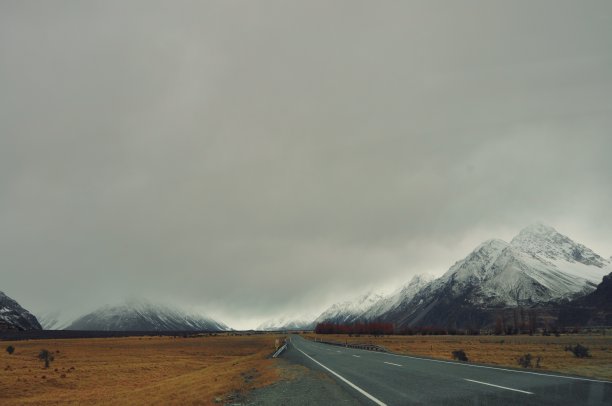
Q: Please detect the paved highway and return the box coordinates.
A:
[282,335,611,405]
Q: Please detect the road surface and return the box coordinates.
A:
[280,335,611,405]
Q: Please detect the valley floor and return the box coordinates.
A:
[0,333,283,405]
[303,333,612,381]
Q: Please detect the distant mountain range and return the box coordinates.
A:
[309,224,611,330]
[65,299,228,331]
[0,291,41,331]
[256,316,313,331]
[4,223,610,333]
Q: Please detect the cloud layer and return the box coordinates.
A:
[1,1,611,328]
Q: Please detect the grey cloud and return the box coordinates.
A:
[1,1,611,328]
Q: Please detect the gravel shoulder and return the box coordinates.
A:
[242,356,366,405]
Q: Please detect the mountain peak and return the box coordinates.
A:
[511,224,607,268]
[66,300,228,331]
[515,223,559,237]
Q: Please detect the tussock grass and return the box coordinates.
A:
[0,334,283,405]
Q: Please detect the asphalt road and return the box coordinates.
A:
[281,335,611,406]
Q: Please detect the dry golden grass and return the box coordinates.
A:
[0,334,284,405]
[304,333,612,381]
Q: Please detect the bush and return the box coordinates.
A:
[38,349,55,368]
[452,349,468,362]
[6,345,15,355]
[518,353,532,368]
[518,353,541,368]
[565,344,590,358]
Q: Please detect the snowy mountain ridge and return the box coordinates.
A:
[313,290,387,325]
[313,224,610,329]
[256,316,313,331]
[66,298,228,331]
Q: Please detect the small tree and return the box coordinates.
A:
[518,353,532,368]
[518,353,542,368]
[38,349,54,368]
[6,345,15,355]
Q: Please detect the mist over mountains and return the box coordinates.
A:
[2,224,610,333]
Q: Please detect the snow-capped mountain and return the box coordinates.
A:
[379,224,610,329]
[313,290,386,325]
[66,299,228,331]
[511,223,608,268]
[256,316,314,331]
[0,291,42,331]
[362,274,435,320]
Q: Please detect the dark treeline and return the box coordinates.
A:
[315,322,394,335]
[314,322,481,336]
[314,321,592,336]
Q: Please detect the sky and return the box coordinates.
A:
[1,1,611,329]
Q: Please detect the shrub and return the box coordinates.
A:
[452,349,468,362]
[518,353,541,368]
[565,344,590,358]
[518,353,532,368]
[6,345,15,355]
[38,349,55,368]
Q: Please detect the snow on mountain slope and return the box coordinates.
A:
[435,225,609,306]
[362,274,435,320]
[314,291,386,324]
[256,316,313,331]
[66,299,228,331]
[0,291,42,331]
[511,223,608,268]
[282,224,608,330]
[379,224,610,328]
[36,311,76,330]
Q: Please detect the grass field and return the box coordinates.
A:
[304,333,612,381]
[1,333,284,405]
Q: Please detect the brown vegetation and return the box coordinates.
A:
[304,332,612,381]
[0,333,283,405]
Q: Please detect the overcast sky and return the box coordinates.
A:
[1,1,611,329]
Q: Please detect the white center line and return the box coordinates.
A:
[294,345,388,406]
[383,361,402,367]
[352,355,361,358]
[464,379,533,395]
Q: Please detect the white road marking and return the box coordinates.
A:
[464,379,533,395]
[383,361,402,367]
[307,336,611,384]
[336,350,341,353]
[294,345,388,406]
[383,352,611,384]
[352,355,361,358]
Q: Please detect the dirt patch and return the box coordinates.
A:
[244,358,364,405]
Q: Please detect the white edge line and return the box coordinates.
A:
[383,361,402,367]
[294,345,387,406]
[465,379,533,395]
[382,351,611,384]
